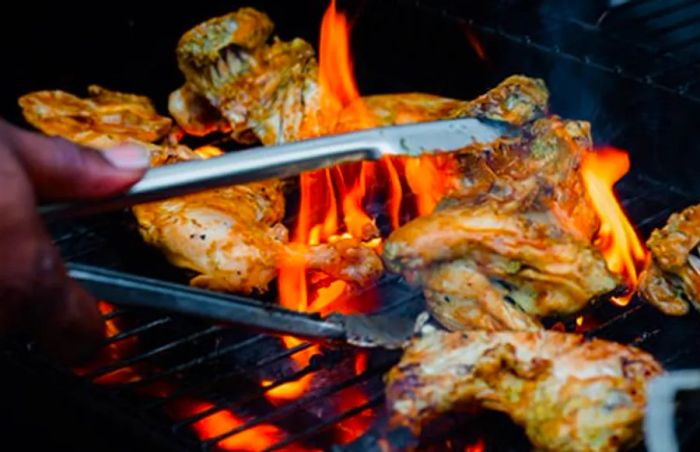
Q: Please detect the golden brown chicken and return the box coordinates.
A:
[335,75,550,132]
[170,8,325,144]
[19,85,172,145]
[380,79,614,331]
[19,84,383,293]
[384,203,617,331]
[639,204,700,315]
[385,329,663,452]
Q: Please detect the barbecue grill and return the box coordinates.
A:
[2,0,700,450]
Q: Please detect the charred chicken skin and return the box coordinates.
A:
[640,204,700,315]
[386,329,663,452]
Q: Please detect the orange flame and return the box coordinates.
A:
[581,147,649,305]
[333,386,374,444]
[465,439,485,452]
[272,0,381,416]
[403,155,455,216]
[194,144,224,159]
[319,0,360,118]
[169,399,286,451]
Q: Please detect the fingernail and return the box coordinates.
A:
[103,144,150,169]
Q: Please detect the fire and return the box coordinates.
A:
[168,399,285,451]
[73,301,142,384]
[76,303,290,450]
[465,439,485,452]
[194,144,224,159]
[333,386,374,444]
[581,147,649,305]
[319,0,360,118]
[403,154,456,216]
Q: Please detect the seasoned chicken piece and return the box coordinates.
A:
[133,180,288,293]
[167,85,229,137]
[300,238,384,287]
[449,75,549,126]
[172,8,324,144]
[19,85,172,144]
[134,181,383,293]
[382,107,611,331]
[443,117,599,241]
[640,204,700,315]
[335,75,549,132]
[19,82,381,293]
[384,205,617,331]
[334,93,464,132]
[386,329,663,452]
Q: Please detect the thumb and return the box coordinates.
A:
[4,120,149,201]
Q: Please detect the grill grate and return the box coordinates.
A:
[405,0,700,102]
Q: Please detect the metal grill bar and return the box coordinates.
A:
[142,343,318,411]
[82,325,223,381]
[201,364,388,449]
[172,364,320,431]
[408,0,700,101]
[264,392,383,452]
[605,0,696,26]
[101,317,172,345]
[131,335,269,392]
[101,308,130,321]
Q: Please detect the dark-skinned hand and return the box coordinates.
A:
[0,118,148,363]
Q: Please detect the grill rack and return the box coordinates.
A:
[2,169,699,451]
[408,0,700,103]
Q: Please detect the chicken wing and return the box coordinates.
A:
[639,204,700,315]
[386,329,663,452]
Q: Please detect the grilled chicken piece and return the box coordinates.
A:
[133,180,289,292]
[171,8,325,144]
[382,108,612,330]
[335,75,549,132]
[640,204,700,315]
[19,85,172,144]
[134,184,382,293]
[384,204,617,331]
[167,85,228,137]
[19,84,382,293]
[386,329,663,452]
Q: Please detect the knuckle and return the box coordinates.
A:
[50,137,90,172]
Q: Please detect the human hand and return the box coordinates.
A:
[0,118,148,363]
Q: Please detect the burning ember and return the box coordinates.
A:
[581,147,649,305]
[167,399,287,451]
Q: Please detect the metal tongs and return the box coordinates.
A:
[69,264,418,349]
[40,118,516,221]
[51,118,516,348]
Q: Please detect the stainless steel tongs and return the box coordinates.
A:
[69,264,418,349]
[40,117,516,221]
[54,118,516,348]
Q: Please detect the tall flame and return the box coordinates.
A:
[319,0,360,116]
[581,147,649,305]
